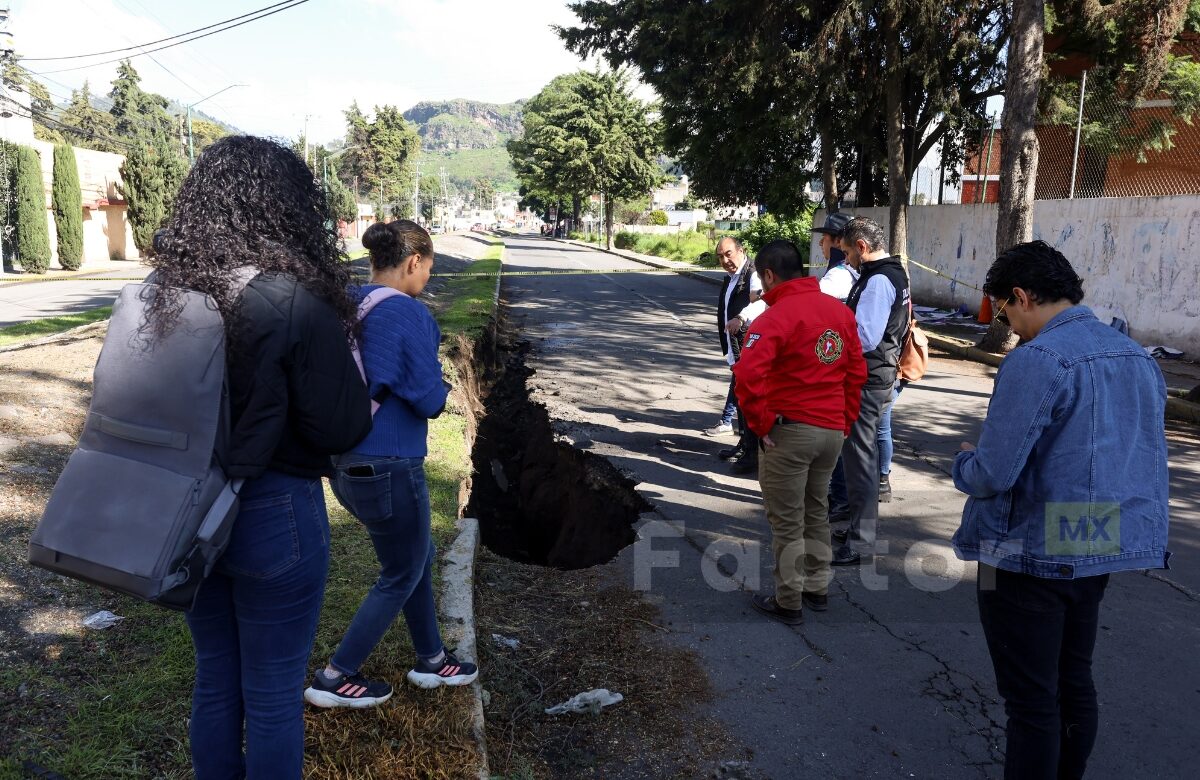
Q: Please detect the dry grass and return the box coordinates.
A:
[475,549,747,780]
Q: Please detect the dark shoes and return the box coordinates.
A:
[731,457,759,475]
[831,544,862,566]
[879,474,892,503]
[832,527,866,544]
[718,446,744,461]
[304,670,393,709]
[751,594,804,625]
[801,592,829,612]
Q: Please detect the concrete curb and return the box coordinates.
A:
[440,516,489,780]
[924,331,1006,368]
[552,237,723,286]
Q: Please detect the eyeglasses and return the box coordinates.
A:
[993,296,1013,326]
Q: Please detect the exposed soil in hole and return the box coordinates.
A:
[467,336,650,569]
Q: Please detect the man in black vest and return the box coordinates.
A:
[831,217,911,566]
[711,235,766,474]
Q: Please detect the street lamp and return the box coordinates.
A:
[187,83,247,164]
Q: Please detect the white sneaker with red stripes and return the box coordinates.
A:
[406,650,479,689]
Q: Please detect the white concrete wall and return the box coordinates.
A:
[812,196,1200,352]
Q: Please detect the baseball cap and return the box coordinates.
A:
[811,212,853,236]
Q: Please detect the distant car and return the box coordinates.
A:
[430,225,446,234]
[471,223,484,232]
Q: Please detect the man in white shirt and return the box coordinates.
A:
[707,236,767,474]
[812,212,858,302]
[812,212,859,523]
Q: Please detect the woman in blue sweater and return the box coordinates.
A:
[304,220,478,708]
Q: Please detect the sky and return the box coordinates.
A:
[11,0,598,143]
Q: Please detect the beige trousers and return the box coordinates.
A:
[758,422,845,609]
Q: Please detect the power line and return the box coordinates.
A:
[25,0,312,75]
[21,0,303,62]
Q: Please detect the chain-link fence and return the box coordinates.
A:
[1033,60,1200,200]
[952,38,1200,204]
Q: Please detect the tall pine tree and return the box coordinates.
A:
[52,144,85,271]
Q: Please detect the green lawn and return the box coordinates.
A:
[619,230,723,267]
[0,306,113,348]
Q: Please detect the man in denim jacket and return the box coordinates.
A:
[952,241,1170,780]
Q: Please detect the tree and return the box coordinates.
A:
[339,102,421,218]
[188,119,229,156]
[560,1,1008,252]
[58,82,121,154]
[647,209,668,226]
[15,145,51,273]
[51,144,84,270]
[420,173,445,220]
[119,143,170,254]
[108,60,174,146]
[508,70,662,249]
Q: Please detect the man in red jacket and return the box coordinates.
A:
[733,240,867,624]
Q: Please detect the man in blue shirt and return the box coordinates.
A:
[953,241,1170,780]
[830,217,910,566]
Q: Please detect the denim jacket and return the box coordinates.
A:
[952,306,1170,578]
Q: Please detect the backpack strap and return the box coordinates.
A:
[352,286,407,416]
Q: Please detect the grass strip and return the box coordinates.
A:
[0,307,112,347]
[0,241,504,779]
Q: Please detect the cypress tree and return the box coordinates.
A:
[15,145,51,274]
[52,144,84,270]
[119,143,165,254]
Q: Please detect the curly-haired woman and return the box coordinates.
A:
[150,136,371,779]
[303,219,477,710]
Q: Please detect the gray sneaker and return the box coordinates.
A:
[703,421,734,436]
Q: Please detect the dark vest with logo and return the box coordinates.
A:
[846,256,911,389]
[717,260,756,359]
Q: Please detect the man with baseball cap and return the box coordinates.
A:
[812,211,859,525]
[812,211,857,302]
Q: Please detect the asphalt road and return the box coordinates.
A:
[496,233,1200,780]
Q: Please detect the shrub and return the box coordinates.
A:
[648,210,669,226]
[52,144,84,270]
[737,212,814,255]
[15,145,51,274]
[614,231,638,250]
[696,221,715,234]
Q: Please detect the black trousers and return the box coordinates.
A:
[977,565,1110,780]
[841,385,893,541]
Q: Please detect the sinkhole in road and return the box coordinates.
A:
[467,338,650,570]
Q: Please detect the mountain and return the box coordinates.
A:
[404,99,525,193]
[403,99,524,151]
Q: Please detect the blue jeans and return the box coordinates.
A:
[877,382,904,476]
[328,455,444,674]
[721,374,737,426]
[186,470,330,780]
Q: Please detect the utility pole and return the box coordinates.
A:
[302,114,311,166]
[412,158,420,223]
[187,83,246,164]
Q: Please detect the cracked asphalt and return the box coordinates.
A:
[495,234,1199,779]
